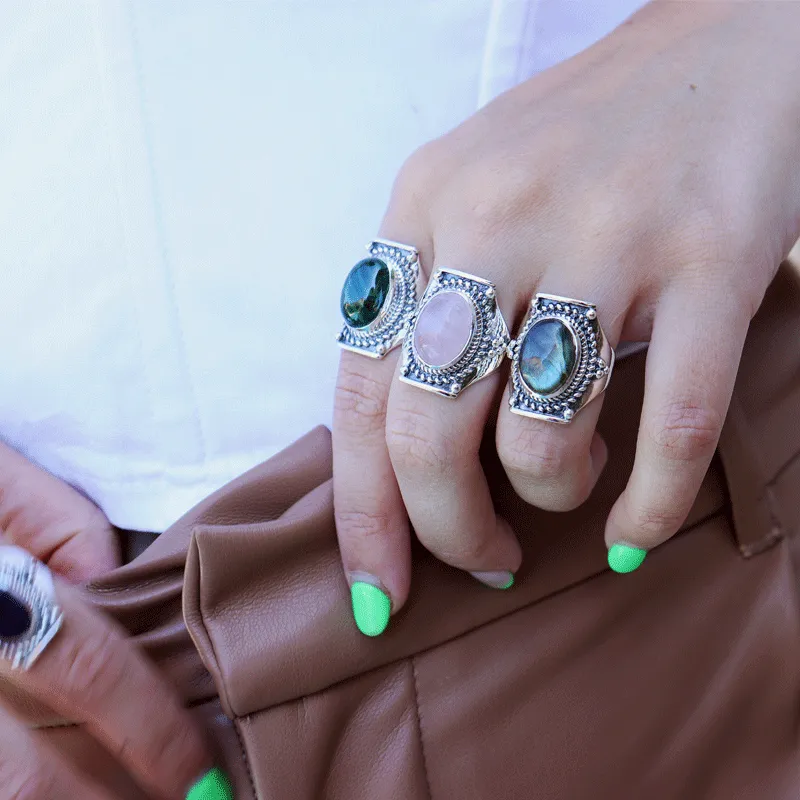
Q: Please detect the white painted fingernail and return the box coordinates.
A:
[470,570,515,590]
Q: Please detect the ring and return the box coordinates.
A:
[336,239,420,358]
[399,268,510,398]
[0,546,63,670]
[508,293,614,423]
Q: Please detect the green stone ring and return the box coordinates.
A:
[508,293,615,423]
[337,239,420,359]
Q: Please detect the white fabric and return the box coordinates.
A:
[0,0,647,532]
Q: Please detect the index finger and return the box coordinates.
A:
[2,582,226,800]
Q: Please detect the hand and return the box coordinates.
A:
[333,1,800,634]
[0,571,221,799]
[0,440,119,582]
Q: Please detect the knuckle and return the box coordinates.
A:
[118,713,202,788]
[393,141,444,201]
[386,406,454,473]
[648,400,722,463]
[531,483,592,514]
[450,534,493,566]
[626,500,685,543]
[334,508,392,541]
[60,624,126,706]
[423,528,493,568]
[499,427,573,482]
[334,362,388,436]
[669,201,743,276]
[456,163,530,244]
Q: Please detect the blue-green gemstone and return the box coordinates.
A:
[519,318,577,395]
[340,258,391,328]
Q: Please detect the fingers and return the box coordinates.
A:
[496,280,623,514]
[332,191,433,635]
[333,351,411,634]
[45,515,120,584]
[0,440,120,582]
[605,283,749,571]
[386,369,522,584]
[497,398,609,513]
[2,583,215,799]
[0,707,109,800]
[384,241,523,584]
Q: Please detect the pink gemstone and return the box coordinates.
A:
[413,291,475,367]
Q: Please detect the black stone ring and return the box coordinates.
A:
[336,239,420,359]
[0,546,63,670]
[508,293,615,424]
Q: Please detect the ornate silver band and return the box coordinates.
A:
[399,268,510,399]
[508,293,614,423]
[337,239,420,359]
[0,546,63,671]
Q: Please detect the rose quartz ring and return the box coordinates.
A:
[400,268,510,398]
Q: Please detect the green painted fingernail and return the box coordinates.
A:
[608,543,647,574]
[186,767,233,800]
[351,581,391,637]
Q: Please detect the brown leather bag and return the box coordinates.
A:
[24,265,800,799]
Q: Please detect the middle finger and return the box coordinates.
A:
[386,261,522,587]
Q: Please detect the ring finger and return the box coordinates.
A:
[496,274,626,514]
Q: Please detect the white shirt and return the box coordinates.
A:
[0,0,647,532]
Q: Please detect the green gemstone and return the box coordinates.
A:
[520,318,577,395]
[340,258,391,329]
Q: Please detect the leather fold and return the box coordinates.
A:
[181,350,729,717]
[18,264,800,798]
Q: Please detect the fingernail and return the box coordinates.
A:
[186,768,233,800]
[470,570,515,590]
[351,580,391,637]
[608,542,647,574]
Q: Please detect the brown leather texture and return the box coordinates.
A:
[27,264,800,798]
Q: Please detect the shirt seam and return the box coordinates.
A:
[127,6,208,467]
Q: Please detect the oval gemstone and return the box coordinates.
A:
[519,318,577,395]
[0,590,32,639]
[413,291,475,368]
[340,258,391,328]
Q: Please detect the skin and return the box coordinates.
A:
[0,444,214,798]
[333,1,800,615]
[0,440,120,582]
[2,2,800,785]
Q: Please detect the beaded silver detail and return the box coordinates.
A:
[400,268,510,399]
[508,293,615,423]
[0,546,63,671]
[337,239,420,359]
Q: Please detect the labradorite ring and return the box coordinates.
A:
[399,268,510,399]
[337,239,420,359]
[0,546,63,670]
[508,293,615,423]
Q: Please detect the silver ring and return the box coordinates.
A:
[336,239,420,359]
[508,293,614,423]
[0,546,63,670]
[399,268,510,398]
